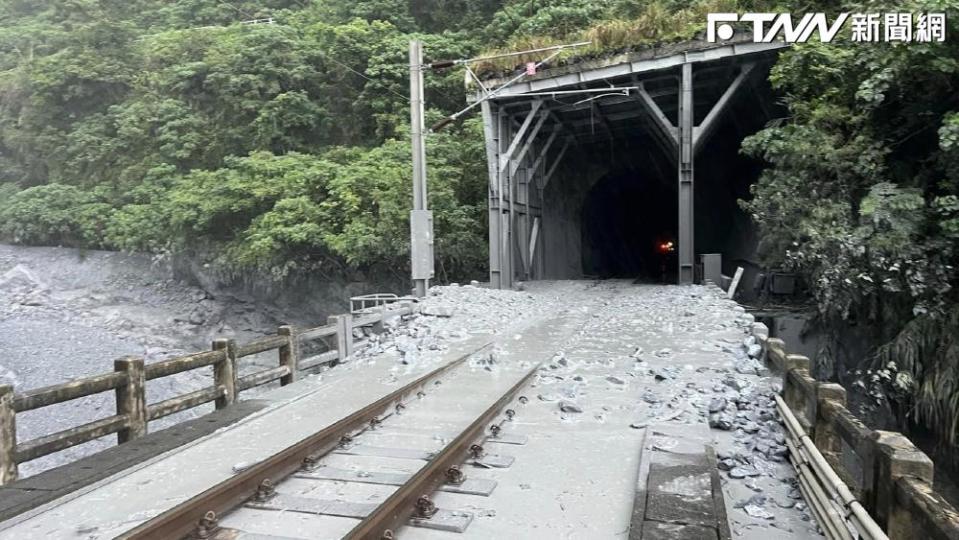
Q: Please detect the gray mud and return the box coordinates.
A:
[0,244,312,477]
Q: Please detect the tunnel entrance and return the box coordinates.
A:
[478,38,788,289]
[581,167,677,281]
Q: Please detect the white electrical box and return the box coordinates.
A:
[410,210,434,280]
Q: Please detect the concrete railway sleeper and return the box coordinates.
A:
[115,340,540,540]
[342,363,538,539]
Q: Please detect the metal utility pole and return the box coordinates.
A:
[677,62,695,285]
[409,40,434,297]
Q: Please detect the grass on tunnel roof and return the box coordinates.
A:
[471,0,766,80]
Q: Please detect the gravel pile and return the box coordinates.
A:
[698,301,820,535]
[542,284,821,537]
[351,282,555,368]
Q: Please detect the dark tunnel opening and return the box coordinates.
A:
[579,104,768,281]
[581,158,677,281]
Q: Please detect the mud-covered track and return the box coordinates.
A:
[118,343,503,540]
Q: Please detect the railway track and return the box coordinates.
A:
[117,342,537,540]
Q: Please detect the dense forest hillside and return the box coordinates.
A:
[2,0,959,457]
[0,0,738,283]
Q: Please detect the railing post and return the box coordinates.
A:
[212,338,237,409]
[0,385,18,485]
[814,383,846,453]
[785,353,811,372]
[328,315,354,362]
[766,337,786,370]
[872,431,934,537]
[782,355,811,416]
[278,326,299,386]
[342,314,354,359]
[114,357,147,444]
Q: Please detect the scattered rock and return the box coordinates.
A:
[559,401,582,413]
[641,390,661,404]
[717,458,737,471]
[729,466,760,479]
[709,413,734,430]
[734,494,767,509]
[744,504,774,520]
[707,398,727,413]
[420,305,455,318]
[723,375,748,391]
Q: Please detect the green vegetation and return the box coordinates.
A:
[2,0,959,451]
[740,0,959,448]
[0,0,759,283]
[0,0,497,281]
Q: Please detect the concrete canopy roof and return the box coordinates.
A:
[476,38,789,146]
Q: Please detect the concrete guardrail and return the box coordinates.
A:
[752,318,959,540]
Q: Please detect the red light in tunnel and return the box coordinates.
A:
[658,241,675,254]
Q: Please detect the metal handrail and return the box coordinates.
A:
[776,394,888,540]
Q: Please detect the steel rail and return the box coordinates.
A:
[343,362,540,539]
[116,342,491,540]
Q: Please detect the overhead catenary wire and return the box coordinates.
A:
[427,47,569,133]
[315,49,411,103]
[215,0,257,20]
[438,40,592,67]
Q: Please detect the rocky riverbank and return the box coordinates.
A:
[0,244,316,477]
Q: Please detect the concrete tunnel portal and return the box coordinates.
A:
[478,39,787,288]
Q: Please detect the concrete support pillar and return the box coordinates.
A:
[278,326,299,386]
[785,354,811,372]
[409,40,431,297]
[328,315,354,362]
[522,166,531,279]
[813,383,846,453]
[0,385,17,485]
[678,63,695,284]
[765,337,786,369]
[500,111,514,289]
[872,431,935,537]
[212,338,238,409]
[114,357,147,444]
[536,186,546,279]
[482,100,505,289]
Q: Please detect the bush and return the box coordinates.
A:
[0,184,112,247]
